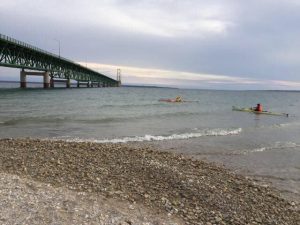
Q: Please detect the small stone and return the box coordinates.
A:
[144,194,150,198]
[255,217,262,223]
[215,216,222,222]
[128,204,135,210]
[290,201,296,206]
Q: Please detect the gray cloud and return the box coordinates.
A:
[1,0,300,88]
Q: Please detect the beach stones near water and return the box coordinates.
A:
[0,138,299,224]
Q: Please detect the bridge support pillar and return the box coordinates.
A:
[50,77,54,88]
[66,78,71,88]
[20,69,26,88]
[43,72,50,88]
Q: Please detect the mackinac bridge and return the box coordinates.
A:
[0,34,121,88]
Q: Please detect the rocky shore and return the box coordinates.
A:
[0,139,299,225]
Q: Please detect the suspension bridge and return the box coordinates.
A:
[0,34,121,88]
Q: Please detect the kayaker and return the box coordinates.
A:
[254,103,263,112]
[175,96,182,102]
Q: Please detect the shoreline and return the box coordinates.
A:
[134,139,300,204]
[0,138,299,224]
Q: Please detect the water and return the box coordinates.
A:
[0,86,299,201]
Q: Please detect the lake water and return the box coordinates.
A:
[0,85,299,201]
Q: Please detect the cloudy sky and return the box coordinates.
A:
[1,0,300,89]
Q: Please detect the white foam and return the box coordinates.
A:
[274,141,298,149]
[250,147,267,153]
[244,141,300,155]
[241,147,268,155]
[62,128,242,144]
[272,123,293,128]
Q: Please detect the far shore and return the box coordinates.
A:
[0,138,299,224]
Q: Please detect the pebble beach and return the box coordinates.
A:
[0,139,299,225]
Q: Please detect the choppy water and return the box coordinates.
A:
[0,85,299,200]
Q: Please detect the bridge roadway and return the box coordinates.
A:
[0,34,120,88]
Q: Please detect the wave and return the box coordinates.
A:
[57,128,242,143]
[97,99,200,109]
[243,141,300,154]
[271,122,296,128]
[100,102,165,108]
[274,141,299,148]
[246,147,268,153]
[1,110,205,126]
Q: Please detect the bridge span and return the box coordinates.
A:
[0,34,120,88]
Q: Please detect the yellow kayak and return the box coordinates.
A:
[232,106,289,117]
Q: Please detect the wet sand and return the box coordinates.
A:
[0,139,299,225]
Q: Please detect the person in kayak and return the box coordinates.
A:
[175,96,182,102]
[254,103,263,112]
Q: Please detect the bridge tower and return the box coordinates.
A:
[117,68,121,87]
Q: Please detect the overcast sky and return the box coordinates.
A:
[1,0,300,89]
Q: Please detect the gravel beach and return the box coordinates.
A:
[0,139,299,225]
